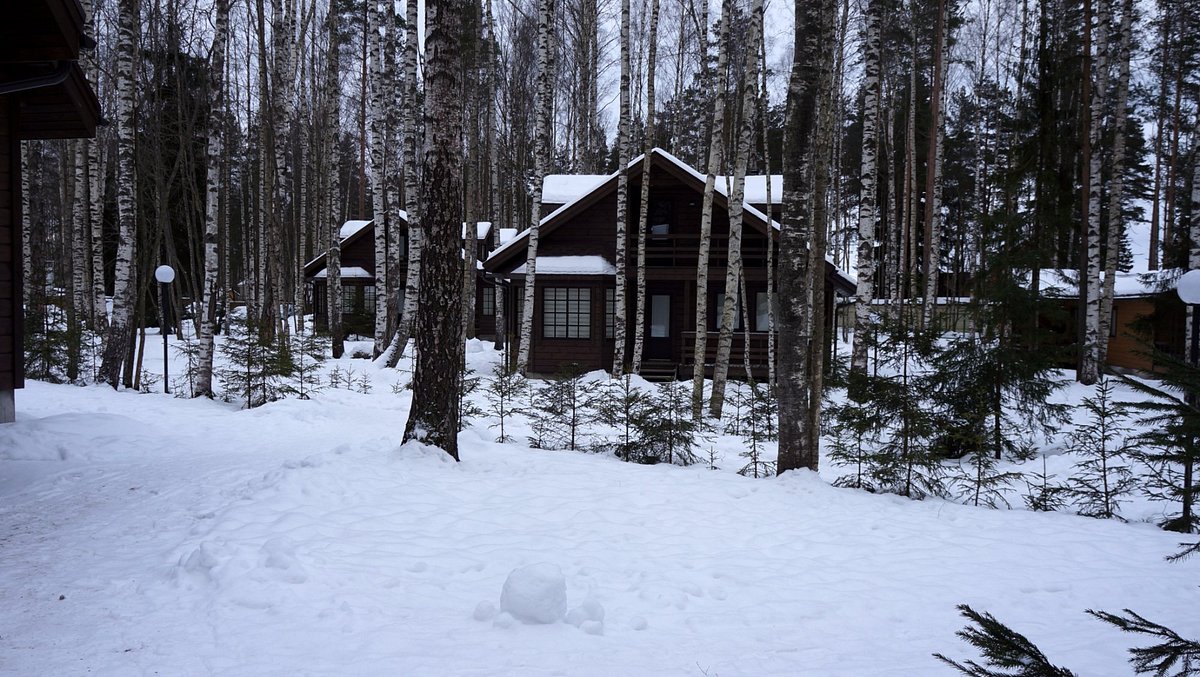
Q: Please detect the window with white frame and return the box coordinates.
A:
[543,287,591,339]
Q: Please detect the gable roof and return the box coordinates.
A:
[1025,269,1179,299]
[487,148,856,292]
[543,170,782,207]
[304,214,408,278]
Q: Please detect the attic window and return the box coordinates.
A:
[648,200,671,237]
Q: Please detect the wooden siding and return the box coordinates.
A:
[0,102,21,391]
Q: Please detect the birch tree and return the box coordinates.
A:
[777,0,835,474]
[196,0,231,398]
[369,0,390,357]
[516,0,556,374]
[710,0,763,418]
[612,0,632,377]
[485,0,505,352]
[1099,0,1133,362]
[98,0,140,388]
[850,0,883,378]
[1080,0,1109,385]
[403,0,467,459]
[387,0,423,366]
[324,0,345,359]
[920,0,950,330]
[690,1,730,418]
[631,0,660,374]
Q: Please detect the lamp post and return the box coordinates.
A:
[155,264,175,394]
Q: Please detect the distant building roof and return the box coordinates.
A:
[1026,269,1179,299]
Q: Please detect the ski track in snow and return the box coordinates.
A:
[1,345,1197,676]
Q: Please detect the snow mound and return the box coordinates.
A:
[472,600,497,622]
[565,599,604,627]
[499,563,566,624]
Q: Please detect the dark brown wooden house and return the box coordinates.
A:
[1,0,100,422]
[304,217,499,339]
[484,149,856,378]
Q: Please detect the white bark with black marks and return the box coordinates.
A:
[631,0,660,374]
[850,0,882,377]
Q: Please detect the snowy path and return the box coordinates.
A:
[1,373,1197,676]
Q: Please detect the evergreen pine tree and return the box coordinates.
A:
[1024,455,1070,513]
[458,366,484,432]
[289,330,328,400]
[218,316,292,408]
[647,379,703,466]
[1087,608,1200,675]
[485,360,528,443]
[1068,379,1137,519]
[529,364,597,451]
[735,381,778,478]
[933,604,1079,677]
[593,374,656,462]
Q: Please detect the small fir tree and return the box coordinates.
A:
[529,363,597,451]
[1068,378,1137,519]
[593,374,657,462]
[825,395,885,491]
[218,316,292,408]
[457,366,484,431]
[1024,454,1069,512]
[1087,608,1200,675]
[173,338,204,398]
[735,381,777,478]
[1115,349,1200,533]
[289,330,327,399]
[647,379,703,466]
[933,604,1078,676]
[485,360,528,443]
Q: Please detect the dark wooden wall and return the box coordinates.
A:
[0,101,21,392]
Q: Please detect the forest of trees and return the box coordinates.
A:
[18,0,1200,467]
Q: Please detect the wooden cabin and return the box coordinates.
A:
[1,0,100,422]
[1036,269,1186,373]
[303,217,499,339]
[484,149,856,379]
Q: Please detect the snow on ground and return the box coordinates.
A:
[1,337,1197,676]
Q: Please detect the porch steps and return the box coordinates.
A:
[638,361,679,383]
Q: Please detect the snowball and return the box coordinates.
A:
[565,599,605,627]
[580,620,604,636]
[492,612,516,629]
[473,601,497,622]
[499,563,567,624]
[629,615,648,631]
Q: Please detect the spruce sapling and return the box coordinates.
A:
[647,379,703,466]
[529,363,597,451]
[933,604,1078,676]
[735,381,777,478]
[457,366,484,431]
[485,361,528,443]
[1087,608,1200,676]
[593,374,656,462]
[1068,378,1137,519]
[1024,454,1069,512]
[289,330,327,399]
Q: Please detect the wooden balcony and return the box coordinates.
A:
[641,234,771,270]
[680,330,772,380]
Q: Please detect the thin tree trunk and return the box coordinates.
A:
[197,0,230,398]
[516,0,556,374]
[759,30,776,391]
[710,0,762,417]
[486,0,505,352]
[612,0,632,377]
[324,0,344,358]
[631,0,660,374]
[403,0,467,459]
[98,0,140,389]
[387,0,423,367]
[1080,0,1107,385]
[369,0,390,356]
[920,0,949,330]
[1099,0,1132,363]
[850,0,882,379]
[690,0,730,418]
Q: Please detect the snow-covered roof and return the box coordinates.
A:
[1025,269,1178,299]
[461,221,493,240]
[543,174,608,204]
[312,266,374,279]
[498,228,518,246]
[721,175,781,205]
[340,220,372,239]
[511,256,616,276]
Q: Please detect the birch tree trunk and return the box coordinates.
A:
[776,0,834,474]
[324,0,345,359]
[403,0,467,460]
[89,138,106,332]
[710,0,763,417]
[20,143,32,312]
[516,0,556,374]
[920,0,949,330]
[368,0,390,357]
[98,0,140,389]
[690,1,730,418]
[631,0,660,374]
[850,0,882,379]
[197,0,231,398]
[1080,0,1109,385]
[612,0,632,377]
[759,26,776,391]
[486,0,505,352]
[1099,0,1132,362]
[387,0,423,367]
